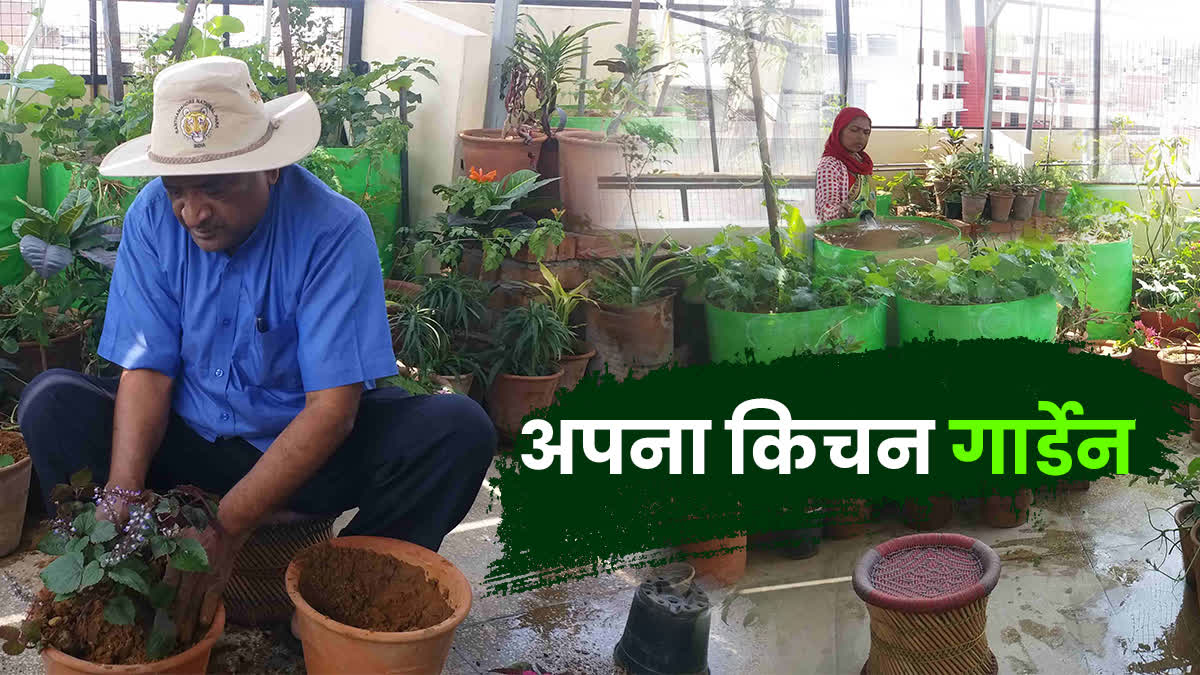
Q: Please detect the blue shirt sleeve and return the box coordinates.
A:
[97,196,183,377]
[295,215,398,391]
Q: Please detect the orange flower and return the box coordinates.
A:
[469,167,497,183]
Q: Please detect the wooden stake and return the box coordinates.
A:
[171,0,202,61]
[102,0,123,102]
[746,23,780,258]
[277,0,297,94]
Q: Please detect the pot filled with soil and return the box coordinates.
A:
[1157,345,1200,390]
[557,340,596,391]
[901,495,953,531]
[1081,339,1132,360]
[1043,189,1070,218]
[0,431,30,557]
[487,370,563,437]
[458,129,547,183]
[983,489,1033,528]
[1011,190,1040,221]
[1176,502,1199,585]
[286,536,472,674]
[824,498,872,539]
[961,192,987,223]
[1132,343,1166,379]
[813,217,965,274]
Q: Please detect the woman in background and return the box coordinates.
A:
[815,108,875,223]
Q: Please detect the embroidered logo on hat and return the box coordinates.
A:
[175,99,219,147]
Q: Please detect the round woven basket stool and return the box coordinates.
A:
[225,510,338,625]
[852,533,1002,675]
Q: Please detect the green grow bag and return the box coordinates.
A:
[324,147,401,278]
[1080,237,1133,340]
[813,217,966,276]
[897,293,1059,343]
[0,159,30,284]
[706,300,887,364]
[43,161,142,213]
[562,115,695,137]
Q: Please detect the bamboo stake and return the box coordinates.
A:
[277,0,297,94]
[171,0,202,61]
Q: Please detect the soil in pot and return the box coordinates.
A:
[983,489,1033,528]
[1158,346,1200,390]
[296,543,452,632]
[814,218,958,251]
[0,431,28,463]
[0,431,30,557]
[26,587,148,665]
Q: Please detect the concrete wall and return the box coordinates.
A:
[362,0,489,224]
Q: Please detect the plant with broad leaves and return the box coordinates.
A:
[308,56,436,148]
[0,470,215,663]
[0,454,13,468]
[1,188,121,278]
[524,262,597,345]
[0,22,89,165]
[1057,183,1134,244]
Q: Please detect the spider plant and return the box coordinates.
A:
[525,262,597,346]
[415,274,488,338]
[489,301,573,378]
[389,303,449,376]
[506,15,616,137]
[592,233,693,307]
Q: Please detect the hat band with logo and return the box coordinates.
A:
[147,119,281,165]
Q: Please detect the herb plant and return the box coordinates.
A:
[1058,184,1134,243]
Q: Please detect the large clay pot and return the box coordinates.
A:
[983,489,1033,528]
[487,370,563,438]
[825,498,872,539]
[1176,503,1199,586]
[988,191,1015,222]
[557,342,596,392]
[1159,346,1200,390]
[41,605,225,675]
[586,295,674,382]
[1140,309,1200,342]
[4,322,85,398]
[1011,191,1039,221]
[0,438,31,557]
[678,535,746,586]
[287,536,472,675]
[1043,189,1069,217]
[556,130,623,231]
[458,129,546,182]
[961,193,987,223]
[901,496,953,531]
[1185,370,1200,421]
[1132,344,1165,380]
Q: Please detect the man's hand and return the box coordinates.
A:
[164,524,247,643]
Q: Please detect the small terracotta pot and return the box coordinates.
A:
[988,191,1015,222]
[586,295,675,382]
[1185,371,1200,421]
[458,129,546,182]
[1157,345,1200,390]
[1043,189,1069,217]
[557,342,596,392]
[431,373,474,396]
[678,535,747,586]
[41,605,225,675]
[1133,345,1165,380]
[0,442,31,557]
[1191,521,1200,590]
[1140,309,1200,342]
[487,370,563,438]
[901,496,953,531]
[1078,339,1132,360]
[983,489,1033,528]
[287,536,472,675]
[1177,503,1199,586]
[961,193,987,223]
[825,498,872,539]
[1011,192,1039,221]
[383,279,423,299]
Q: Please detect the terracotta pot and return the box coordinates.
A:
[1010,191,1038,221]
[1140,309,1200,343]
[1081,339,1132,360]
[586,295,674,382]
[909,187,932,211]
[961,193,987,223]
[983,489,1033,528]
[987,191,1015,222]
[1191,521,1200,591]
[901,496,953,531]
[4,323,85,398]
[458,129,546,182]
[383,279,423,299]
[0,445,31,557]
[287,536,472,675]
[1043,189,1069,217]
[42,604,225,675]
[557,342,596,392]
[1193,418,1200,444]
[1185,370,1200,420]
[1176,503,1199,586]
[824,498,872,539]
[486,370,563,438]
[1132,344,1165,380]
[431,372,474,396]
[678,535,746,586]
[556,130,623,231]
[1157,345,1200,390]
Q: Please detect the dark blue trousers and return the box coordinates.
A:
[17,369,496,552]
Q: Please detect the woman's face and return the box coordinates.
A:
[840,116,872,154]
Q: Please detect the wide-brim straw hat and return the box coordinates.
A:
[100,55,320,177]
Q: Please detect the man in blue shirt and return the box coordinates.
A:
[18,57,495,640]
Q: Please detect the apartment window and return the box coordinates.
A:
[1009,112,1020,126]
[1008,86,1021,98]
[867,34,898,57]
[957,54,965,71]
[992,86,1002,99]
[932,84,939,99]
[1011,58,1022,71]
[942,113,952,126]
[1063,116,1073,128]
[955,112,964,127]
[956,84,966,98]
[932,49,941,66]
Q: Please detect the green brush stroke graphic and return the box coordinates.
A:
[485,338,1187,595]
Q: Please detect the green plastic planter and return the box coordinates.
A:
[706,301,887,364]
[324,147,401,278]
[813,217,966,275]
[1080,237,1133,340]
[897,293,1059,342]
[0,159,30,284]
[562,115,695,137]
[42,161,141,213]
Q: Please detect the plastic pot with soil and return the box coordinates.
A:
[1158,345,1200,390]
[983,489,1033,528]
[287,537,472,674]
[0,431,30,557]
[458,129,547,184]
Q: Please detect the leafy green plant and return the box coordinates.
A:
[0,58,87,165]
[488,301,573,377]
[616,120,677,233]
[592,233,693,307]
[1059,184,1133,243]
[0,471,215,662]
[962,163,991,197]
[1015,165,1045,194]
[307,56,436,148]
[414,275,488,338]
[389,302,450,375]
[875,233,1095,307]
[593,36,674,135]
[1135,137,1195,263]
[525,262,597,343]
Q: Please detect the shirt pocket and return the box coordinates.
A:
[252,315,304,391]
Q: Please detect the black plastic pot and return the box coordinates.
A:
[942,199,963,220]
[614,566,712,674]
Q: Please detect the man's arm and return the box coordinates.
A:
[104,368,174,498]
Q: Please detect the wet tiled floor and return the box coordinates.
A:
[3,435,1200,674]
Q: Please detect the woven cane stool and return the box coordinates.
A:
[852,533,1002,675]
[225,510,338,625]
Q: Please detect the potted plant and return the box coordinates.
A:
[960,163,990,224]
[0,189,120,396]
[1158,341,1200,391]
[1042,165,1074,218]
[1140,459,1200,587]
[525,262,597,391]
[987,161,1018,223]
[588,233,692,381]
[1133,253,1200,341]
[983,488,1034,528]
[0,472,225,672]
[1011,165,1044,222]
[1052,185,1137,340]
[0,431,29,557]
[1120,319,1168,379]
[485,301,573,437]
